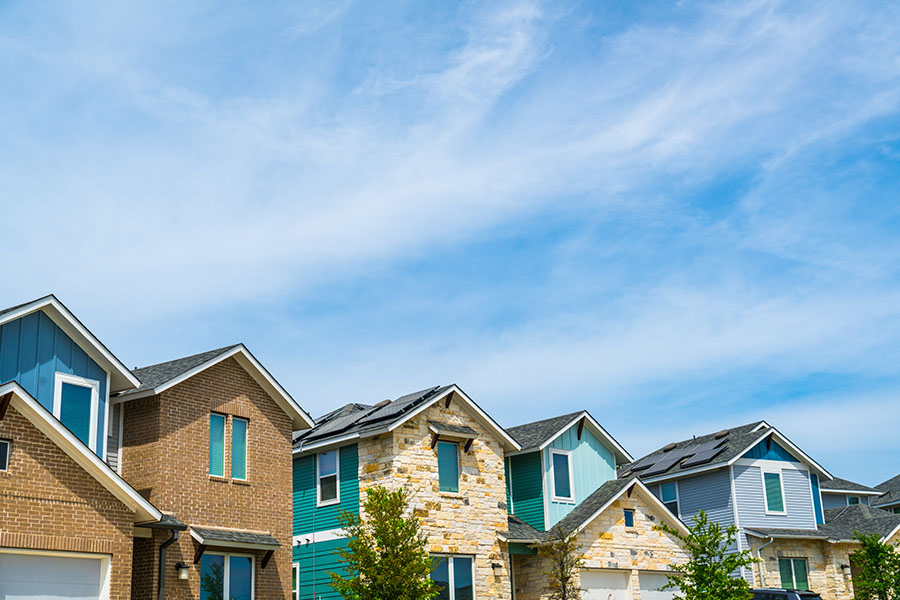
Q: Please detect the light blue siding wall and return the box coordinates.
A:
[733,465,817,530]
[0,311,109,456]
[544,424,616,528]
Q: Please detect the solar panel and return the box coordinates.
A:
[628,455,659,471]
[680,446,727,468]
[642,453,685,477]
[354,386,441,426]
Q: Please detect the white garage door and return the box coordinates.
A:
[0,552,105,600]
[582,569,631,600]
[639,572,678,600]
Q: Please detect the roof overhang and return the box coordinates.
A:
[507,411,633,464]
[190,526,281,551]
[0,381,161,523]
[820,488,883,497]
[115,345,314,430]
[568,478,690,538]
[0,295,141,393]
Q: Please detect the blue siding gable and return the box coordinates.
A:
[0,310,109,456]
[742,439,800,462]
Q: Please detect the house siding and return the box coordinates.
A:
[733,464,817,530]
[293,443,360,535]
[0,310,109,457]
[742,439,800,462]
[294,538,348,600]
[822,493,869,510]
[509,451,545,531]
[673,467,737,553]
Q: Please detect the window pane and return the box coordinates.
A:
[848,497,860,505]
[552,453,571,499]
[661,482,677,503]
[60,383,93,446]
[319,450,337,476]
[430,557,451,600]
[437,442,459,493]
[0,440,8,470]
[229,556,253,600]
[664,501,679,516]
[209,414,225,477]
[200,554,225,600]
[778,559,794,589]
[624,509,635,527]
[320,474,338,502]
[453,557,474,600]
[764,473,785,512]
[232,418,247,480]
[792,560,809,591]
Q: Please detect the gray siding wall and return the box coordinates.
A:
[677,468,738,554]
[733,464,817,530]
[822,493,869,509]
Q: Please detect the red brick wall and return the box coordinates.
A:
[121,357,294,599]
[0,405,134,600]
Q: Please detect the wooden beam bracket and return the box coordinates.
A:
[261,550,275,569]
[193,544,207,565]
[576,417,586,441]
[463,437,475,453]
[0,392,12,421]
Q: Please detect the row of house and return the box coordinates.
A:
[0,295,898,600]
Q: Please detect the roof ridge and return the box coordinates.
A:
[132,344,241,372]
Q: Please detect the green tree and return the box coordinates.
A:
[850,532,900,600]
[654,510,758,600]
[539,525,587,600]
[329,486,441,600]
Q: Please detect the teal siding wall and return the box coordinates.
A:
[509,452,545,531]
[742,439,800,462]
[294,444,360,535]
[544,424,616,528]
[0,311,109,456]
[293,538,348,600]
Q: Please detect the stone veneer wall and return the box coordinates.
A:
[357,393,512,600]
[750,538,855,600]
[513,491,688,600]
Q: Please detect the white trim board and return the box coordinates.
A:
[293,528,346,546]
[53,372,100,453]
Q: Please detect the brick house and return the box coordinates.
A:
[0,296,314,600]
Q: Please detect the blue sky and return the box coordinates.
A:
[2,0,900,485]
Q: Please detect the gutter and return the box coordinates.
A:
[158,530,179,600]
[755,537,775,588]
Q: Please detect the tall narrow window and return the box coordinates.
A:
[437,441,459,493]
[763,471,785,514]
[779,558,809,590]
[0,440,9,471]
[209,413,225,477]
[318,450,339,505]
[550,449,573,502]
[53,373,99,451]
[624,509,635,528]
[292,563,299,600]
[232,417,248,480]
[661,482,679,516]
[430,555,474,600]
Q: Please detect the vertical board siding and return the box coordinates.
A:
[0,311,109,456]
[293,444,360,535]
[509,451,545,531]
[742,439,800,462]
[294,537,349,600]
[544,424,616,528]
[106,402,122,472]
[733,465,817,530]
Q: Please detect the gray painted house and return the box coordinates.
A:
[819,477,882,510]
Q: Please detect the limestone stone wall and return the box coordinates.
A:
[512,489,688,600]
[358,392,512,600]
[749,538,855,600]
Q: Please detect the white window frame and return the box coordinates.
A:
[0,439,10,471]
[847,496,860,506]
[779,557,808,590]
[231,416,249,481]
[761,468,787,515]
[53,372,100,452]
[660,481,680,516]
[292,562,299,600]
[202,551,255,599]
[549,448,575,503]
[317,449,340,507]
[430,554,476,600]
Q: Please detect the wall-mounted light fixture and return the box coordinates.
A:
[840,564,851,571]
[492,562,503,576]
[174,562,190,580]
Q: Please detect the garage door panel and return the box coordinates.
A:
[639,572,678,600]
[0,553,103,600]
[582,569,630,600]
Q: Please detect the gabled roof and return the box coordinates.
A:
[819,477,882,496]
[746,504,900,544]
[0,295,141,393]
[874,473,900,508]
[115,344,314,430]
[621,421,832,483]
[502,515,546,543]
[0,380,162,523]
[506,411,633,465]
[294,384,521,453]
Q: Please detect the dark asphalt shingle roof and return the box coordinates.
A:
[554,478,634,536]
[747,505,900,542]
[506,412,583,450]
[192,526,281,548]
[428,420,478,436]
[820,477,880,494]
[874,473,900,508]
[117,345,240,397]
[0,295,52,319]
[506,515,547,542]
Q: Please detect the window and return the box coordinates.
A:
[437,441,459,493]
[53,373,100,450]
[318,450,339,505]
[624,509,635,528]
[232,417,248,480]
[550,449,574,502]
[0,439,9,471]
[894,507,900,515]
[763,471,786,514]
[292,563,299,600]
[779,558,809,591]
[661,482,679,515]
[209,413,226,477]
[200,553,254,600]
[847,496,860,505]
[430,555,474,600]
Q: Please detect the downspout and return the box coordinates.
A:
[158,530,179,600]
[755,537,775,588]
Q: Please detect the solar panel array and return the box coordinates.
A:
[680,446,728,468]
[629,436,730,476]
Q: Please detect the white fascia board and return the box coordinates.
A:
[537,412,634,464]
[759,428,832,480]
[570,478,690,538]
[882,523,900,544]
[820,488,884,496]
[2,381,161,523]
[0,296,141,393]
[744,529,829,541]
[386,385,522,452]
